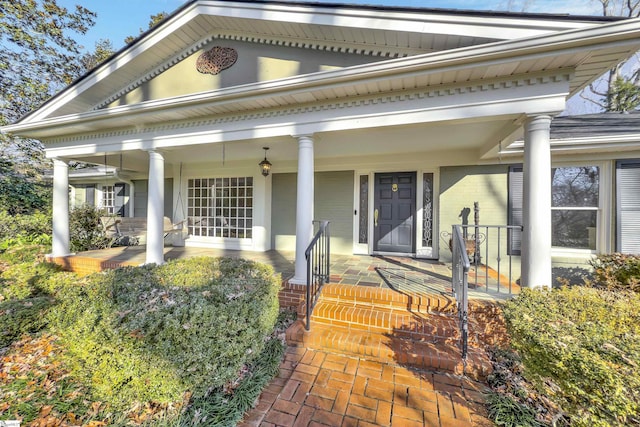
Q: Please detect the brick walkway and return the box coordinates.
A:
[239,346,493,427]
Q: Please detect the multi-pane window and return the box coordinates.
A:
[101,185,115,215]
[552,166,599,250]
[187,177,253,239]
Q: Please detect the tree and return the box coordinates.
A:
[580,0,640,112]
[0,0,97,213]
[80,38,116,72]
[124,12,168,45]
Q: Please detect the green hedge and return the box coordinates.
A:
[47,256,281,409]
[589,253,640,293]
[503,287,640,426]
[0,211,51,249]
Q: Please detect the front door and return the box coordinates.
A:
[374,172,416,253]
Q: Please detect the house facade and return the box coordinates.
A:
[3,0,640,288]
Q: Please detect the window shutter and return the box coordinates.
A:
[617,160,640,254]
[114,183,128,217]
[85,185,95,206]
[508,165,523,255]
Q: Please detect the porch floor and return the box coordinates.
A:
[63,246,518,300]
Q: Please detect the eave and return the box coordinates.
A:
[11,0,618,125]
[3,17,640,142]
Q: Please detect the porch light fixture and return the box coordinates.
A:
[259,147,272,177]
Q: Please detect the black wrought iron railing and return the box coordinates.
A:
[451,225,470,360]
[442,224,522,295]
[305,220,330,331]
[458,224,522,294]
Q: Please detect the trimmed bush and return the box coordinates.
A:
[48,257,281,410]
[503,287,640,426]
[589,253,640,293]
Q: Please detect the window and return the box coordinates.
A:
[101,185,115,215]
[508,165,600,252]
[551,166,599,250]
[187,177,253,239]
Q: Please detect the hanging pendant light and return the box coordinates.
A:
[259,147,272,177]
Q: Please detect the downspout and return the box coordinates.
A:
[114,170,135,218]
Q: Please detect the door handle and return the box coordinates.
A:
[374,209,379,227]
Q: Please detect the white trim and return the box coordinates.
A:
[8,15,640,133]
[548,160,611,256]
[178,164,270,252]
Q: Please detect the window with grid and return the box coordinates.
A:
[101,185,115,215]
[187,177,253,239]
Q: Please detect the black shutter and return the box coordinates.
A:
[508,165,523,255]
[114,183,128,217]
[617,160,640,254]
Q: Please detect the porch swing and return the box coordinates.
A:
[101,157,186,245]
[167,162,188,241]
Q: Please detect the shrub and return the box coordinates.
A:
[0,261,61,301]
[69,205,114,252]
[0,210,51,249]
[48,257,281,410]
[0,297,54,348]
[589,253,640,293]
[0,246,71,348]
[503,287,640,426]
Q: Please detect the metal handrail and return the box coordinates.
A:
[305,220,330,331]
[451,225,470,360]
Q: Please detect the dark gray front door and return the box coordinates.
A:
[374,172,416,253]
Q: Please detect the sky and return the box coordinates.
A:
[59,0,607,52]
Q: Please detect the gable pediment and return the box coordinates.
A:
[104,38,387,109]
[15,0,615,124]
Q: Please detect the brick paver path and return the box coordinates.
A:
[239,347,494,427]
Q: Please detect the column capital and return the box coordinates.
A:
[293,134,314,141]
[145,149,166,156]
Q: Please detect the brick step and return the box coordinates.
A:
[318,283,457,315]
[310,300,460,344]
[286,320,492,380]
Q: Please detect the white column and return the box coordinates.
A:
[146,150,165,265]
[521,115,552,288]
[51,158,70,257]
[290,135,314,284]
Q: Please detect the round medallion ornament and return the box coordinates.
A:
[196,47,238,75]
